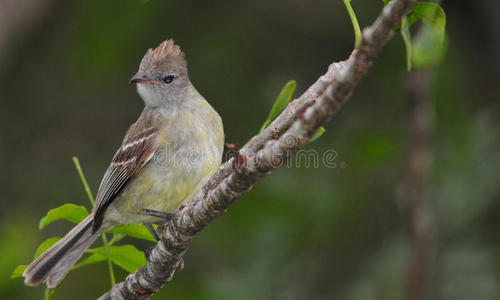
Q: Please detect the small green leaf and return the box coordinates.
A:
[310,127,326,143]
[109,224,157,242]
[259,80,296,133]
[400,16,412,71]
[11,265,27,279]
[39,204,89,229]
[399,2,446,70]
[412,26,447,69]
[34,237,61,259]
[411,2,446,33]
[406,11,419,27]
[72,252,106,270]
[382,0,389,5]
[408,2,446,69]
[88,245,147,273]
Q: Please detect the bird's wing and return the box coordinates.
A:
[92,125,158,232]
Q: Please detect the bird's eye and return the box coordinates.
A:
[164,75,174,84]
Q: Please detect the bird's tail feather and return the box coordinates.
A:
[23,214,101,288]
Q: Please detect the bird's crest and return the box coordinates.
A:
[140,39,186,70]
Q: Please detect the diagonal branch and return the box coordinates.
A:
[99,0,414,298]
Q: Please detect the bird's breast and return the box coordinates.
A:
[104,109,223,225]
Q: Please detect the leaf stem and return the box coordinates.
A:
[44,286,59,300]
[401,16,412,71]
[343,0,362,48]
[72,157,95,206]
[72,156,116,286]
[101,233,116,285]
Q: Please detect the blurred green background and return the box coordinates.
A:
[1,0,499,299]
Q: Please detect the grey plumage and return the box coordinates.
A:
[23,215,105,287]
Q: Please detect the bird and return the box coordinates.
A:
[23,39,225,288]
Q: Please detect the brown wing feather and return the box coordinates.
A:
[92,126,158,232]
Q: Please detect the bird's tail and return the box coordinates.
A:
[23,214,102,288]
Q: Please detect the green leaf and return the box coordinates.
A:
[88,245,147,273]
[109,224,157,242]
[39,204,89,229]
[382,0,389,5]
[400,2,446,70]
[11,265,27,279]
[259,80,296,133]
[408,2,446,69]
[72,252,106,270]
[400,16,412,71]
[412,26,447,69]
[34,237,61,259]
[411,2,446,33]
[406,11,419,27]
[310,126,326,143]
[407,3,446,69]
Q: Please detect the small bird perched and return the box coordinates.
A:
[23,39,225,288]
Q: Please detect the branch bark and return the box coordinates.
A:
[404,69,436,300]
[99,0,414,298]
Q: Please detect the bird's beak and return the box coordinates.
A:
[129,71,149,84]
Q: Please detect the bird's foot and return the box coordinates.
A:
[144,246,155,261]
[225,143,246,169]
[145,223,161,241]
[139,208,174,220]
[224,142,239,152]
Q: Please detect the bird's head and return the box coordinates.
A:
[131,39,190,106]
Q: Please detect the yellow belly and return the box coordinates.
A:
[104,158,218,225]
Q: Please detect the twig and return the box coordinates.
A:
[99,0,415,298]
